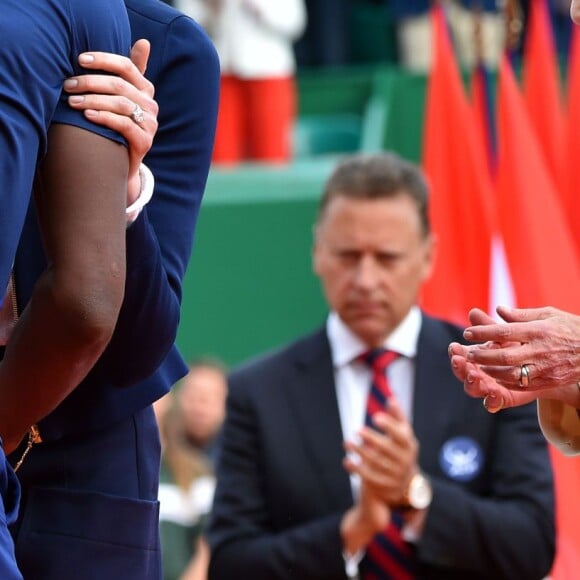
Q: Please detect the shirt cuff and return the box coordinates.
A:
[126,163,155,226]
[401,508,428,544]
[343,550,364,579]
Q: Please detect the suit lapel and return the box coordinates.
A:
[284,328,353,511]
[412,316,458,470]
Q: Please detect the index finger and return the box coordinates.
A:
[496,305,557,323]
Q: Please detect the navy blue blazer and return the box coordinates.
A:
[11,0,220,441]
[208,314,555,580]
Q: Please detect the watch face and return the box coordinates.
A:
[409,474,433,510]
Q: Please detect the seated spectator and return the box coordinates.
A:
[155,360,228,580]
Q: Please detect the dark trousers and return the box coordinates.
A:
[10,406,161,580]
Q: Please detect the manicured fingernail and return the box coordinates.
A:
[84,109,98,118]
[68,95,84,104]
[464,330,473,340]
[63,79,78,89]
[78,53,95,64]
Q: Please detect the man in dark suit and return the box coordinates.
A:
[208,152,555,579]
[6,1,220,578]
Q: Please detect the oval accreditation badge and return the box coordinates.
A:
[439,436,483,482]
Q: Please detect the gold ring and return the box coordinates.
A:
[131,103,145,125]
[519,364,531,388]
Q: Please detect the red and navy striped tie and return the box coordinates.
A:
[359,348,416,580]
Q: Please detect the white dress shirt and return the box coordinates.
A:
[328,306,422,498]
[328,307,423,576]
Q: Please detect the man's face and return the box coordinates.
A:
[313,194,434,346]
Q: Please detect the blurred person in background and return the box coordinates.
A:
[174,0,307,164]
[179,359,228,461]
[207,152,554,580]
[388,0,510,71]
[156,360,228,580]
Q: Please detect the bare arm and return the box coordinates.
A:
[0,124,127,453]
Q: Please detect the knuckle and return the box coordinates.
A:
[144,79,155,98]
[501,352,516,365]
[496,326,512,339]
[121,58,132,74]
[111,77,125,94]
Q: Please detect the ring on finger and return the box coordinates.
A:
[519,364,531,388]
[131,103,145,125]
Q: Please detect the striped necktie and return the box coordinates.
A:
[359,348,416,580]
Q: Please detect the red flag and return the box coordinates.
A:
[420,6,495,325]
[496,55,580,311]
[563,24,580,256]
[496,53,580,580]
[523,0,565,195]
[471,58,497,178]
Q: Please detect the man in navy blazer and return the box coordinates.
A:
[7,1,220,578]
[208,153,555,579]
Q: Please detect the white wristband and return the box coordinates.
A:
[126,163,155,224]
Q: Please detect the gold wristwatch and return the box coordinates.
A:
[399,472,433,511]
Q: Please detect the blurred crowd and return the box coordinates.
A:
[161,0,573,166]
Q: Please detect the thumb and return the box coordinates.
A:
[130,39,151,75]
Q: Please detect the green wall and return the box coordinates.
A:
[176,160,337,367]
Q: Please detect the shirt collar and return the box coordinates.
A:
[327,306,422,368]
